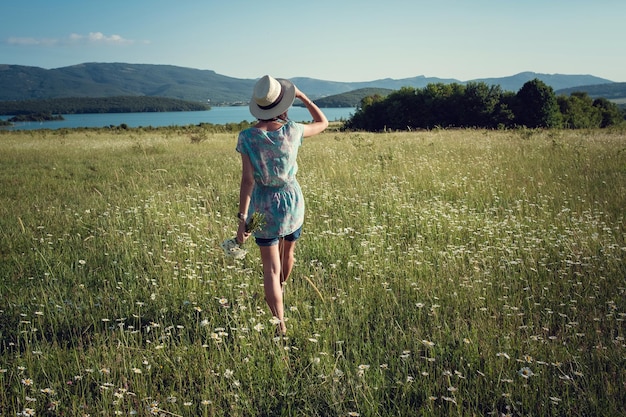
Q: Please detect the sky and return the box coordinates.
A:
[2,0,625,83]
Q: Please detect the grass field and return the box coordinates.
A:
[1,126,625,416]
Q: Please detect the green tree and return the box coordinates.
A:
[558,92,602,129]
[514,79,562,128]
[493,91,517,128]
[592,97,624,127]
[346,94,388,131]
[423,83,458,127]
[458,82,505,128]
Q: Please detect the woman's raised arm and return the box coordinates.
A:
[295,87,328,137]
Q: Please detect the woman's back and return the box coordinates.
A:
[237,121,305,187]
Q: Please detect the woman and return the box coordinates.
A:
[235,75,328,335]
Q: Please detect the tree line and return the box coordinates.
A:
[344,79,624,131]
[0,96,210,116]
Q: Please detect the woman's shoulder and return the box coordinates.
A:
[284,120,304,135]
[238,126,261,139]
[240,126,258,134]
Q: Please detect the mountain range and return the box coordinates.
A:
[0,62,619,105]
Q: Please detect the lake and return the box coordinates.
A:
[1,106,356,131]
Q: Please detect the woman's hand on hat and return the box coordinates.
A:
[295,87,313,106]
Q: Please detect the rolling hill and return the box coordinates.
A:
[0,63,618,105]
[555,82,626,104]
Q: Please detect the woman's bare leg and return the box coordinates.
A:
[260,245,286,334]
[278,238,297,286]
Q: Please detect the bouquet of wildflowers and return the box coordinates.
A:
[220,212,265,259]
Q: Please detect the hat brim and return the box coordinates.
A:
[249,78,296,120]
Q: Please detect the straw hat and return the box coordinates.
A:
[249,75,296,120]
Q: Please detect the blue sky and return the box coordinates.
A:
[2,0,625,82]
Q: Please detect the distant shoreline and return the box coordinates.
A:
[0,96,210,117]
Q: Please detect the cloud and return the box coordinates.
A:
[6,32,141,46]
[72,32,135,45]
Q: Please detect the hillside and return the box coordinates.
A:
[0,63,617,105]
[0,96,210,116]
[0,63,253,103]
[300,88,393,108]
[556,82,626,104]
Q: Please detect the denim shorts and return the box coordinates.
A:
[255,225,302,247]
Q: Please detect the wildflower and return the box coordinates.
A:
[357,364,370,377]
[253,323,264,332]
[221,213,265,259]
[224,369,234,378]
[421,339,435,347]
[21,378,34,386]
[21,409,36,416]
[518,367,534,379]
[220,238,248,259]
[40,387,56,395]
[149,401,160,415]
[269,316,282,326]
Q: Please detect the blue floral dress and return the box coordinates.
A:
[236,121,305,239]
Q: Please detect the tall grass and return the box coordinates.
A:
[1,126,624,416]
